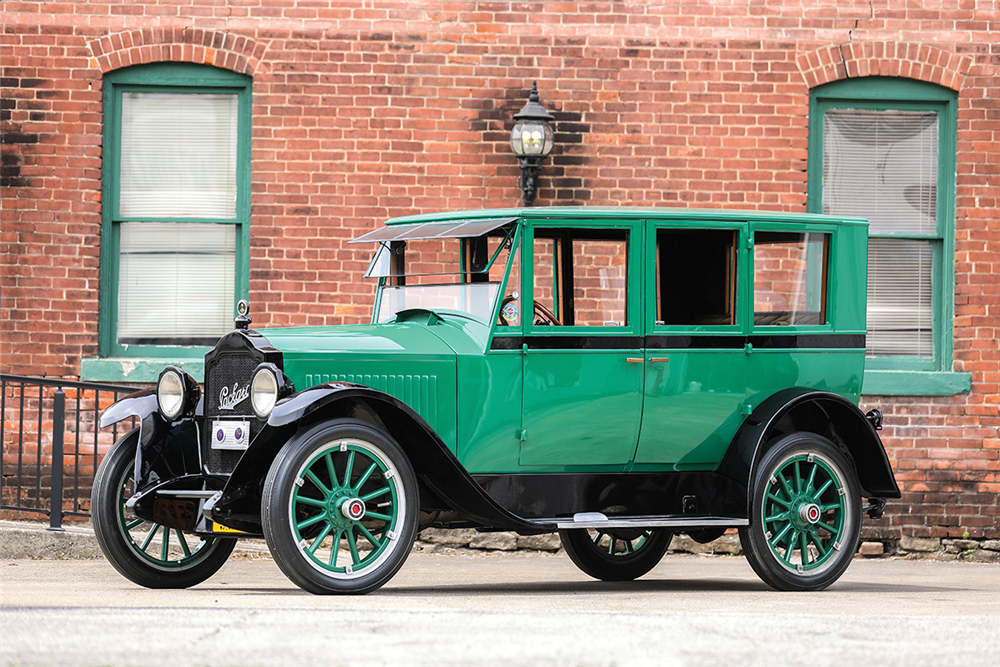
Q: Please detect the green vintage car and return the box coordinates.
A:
[93,207,899,594]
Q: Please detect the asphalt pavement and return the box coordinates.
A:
[2,520,998,667]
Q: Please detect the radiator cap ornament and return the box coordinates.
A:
[235,299,251,330]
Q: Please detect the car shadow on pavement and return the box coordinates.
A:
[213,577,961,597]
[207,579,956,599]
[377,578,957,596]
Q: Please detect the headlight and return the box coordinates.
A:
[157,366,199,421]
[251,364,280,419]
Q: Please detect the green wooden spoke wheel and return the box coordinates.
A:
[559,527,672,581]
[262,420,418,595]
[91,430,235,588]
[740,432,861,591]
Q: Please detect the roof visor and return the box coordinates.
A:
[349,217,517,244]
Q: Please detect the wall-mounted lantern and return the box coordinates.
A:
[510,82,554,205]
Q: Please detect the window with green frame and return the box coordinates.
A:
[85,63,251,382]
[808,77,970,396]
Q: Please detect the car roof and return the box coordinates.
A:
[382,206,868,227]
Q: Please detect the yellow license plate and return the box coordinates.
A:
[211,521,248,535]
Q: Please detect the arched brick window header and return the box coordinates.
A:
[88,28,266,76]
[797,42,972,91]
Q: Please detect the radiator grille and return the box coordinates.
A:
[204,351,267,475]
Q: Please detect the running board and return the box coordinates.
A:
[534,513,749,530]
[155,490,220,499]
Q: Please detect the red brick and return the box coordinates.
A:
[1,2,997,538]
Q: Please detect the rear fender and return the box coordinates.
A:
[213,383,536,532]
[719,388,901,510]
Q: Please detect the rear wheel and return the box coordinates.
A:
[559,528,672,581]
[262,420,419,595]
[740,432,861,591]
[91,430,236,588]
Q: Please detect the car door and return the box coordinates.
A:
[518,220,644,470]
[746,224,863,406]
[634,221,750,468]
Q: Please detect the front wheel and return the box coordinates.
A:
[262,420,419,595]
[740,432,861,591]
[559,528,672,581]
[91,430,236,589]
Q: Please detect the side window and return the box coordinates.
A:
[572,237,628,327]
[531,236,562,324]
[488,232,521,327]
[531,229,629,327]
[656,229,737,326]
[753,232,829,326]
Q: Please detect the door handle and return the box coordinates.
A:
[625,358,644,363]
[649,357,670,363]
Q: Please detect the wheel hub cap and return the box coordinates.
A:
[340,497,366,521]
[799,503,821,525]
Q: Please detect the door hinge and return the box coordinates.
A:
[740,403,753,417]
[518,429,528,441]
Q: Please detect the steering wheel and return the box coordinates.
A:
[498,295,562,326]
[531,300,561,326]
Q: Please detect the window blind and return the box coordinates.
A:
[866,239,933,358]
[822,108,938,358]
[823,109,938,234]
[120,92,238,219]
[118,222,235,343]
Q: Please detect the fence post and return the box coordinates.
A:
[48,388,65,532]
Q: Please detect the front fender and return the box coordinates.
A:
[100,390,203,493]
[267,381,369,427]
[99,390,157,429]
[212,382,540,533]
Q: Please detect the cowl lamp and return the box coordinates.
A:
[510,82,554,205]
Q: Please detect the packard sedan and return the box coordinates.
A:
[93,207,899,594]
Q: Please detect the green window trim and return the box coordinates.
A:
[862,369,971,397]
[96,62,252,367]
[807,77,970,396]
[80,357,205,384]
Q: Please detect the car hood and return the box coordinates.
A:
[257,322,459,359]
[258,320,463,448]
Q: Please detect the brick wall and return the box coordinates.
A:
[1,1,997,538]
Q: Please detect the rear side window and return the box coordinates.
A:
[656,229,737,326]
[753,232,829,326]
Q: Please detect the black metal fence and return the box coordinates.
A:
[0,374,140,530]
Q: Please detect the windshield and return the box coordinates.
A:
[368,224,518,324]
[376,283,502,323]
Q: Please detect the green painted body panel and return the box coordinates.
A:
[746,349,864,412]
[257,207,870,476]
[454,351,523,472]
[519,349,644,470]
[635,348,747,467]
[261,323,460,452]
